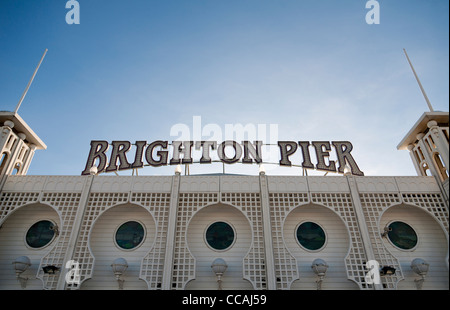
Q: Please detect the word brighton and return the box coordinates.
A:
[81,140,364,176]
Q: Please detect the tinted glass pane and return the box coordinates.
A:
[388,221,417,250]
[26,220,55,248]
[115,221,145,250]
[205,222,235,250]
[296,222,326,251]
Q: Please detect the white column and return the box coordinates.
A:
[0,120,15,151]
[258,170,276,290]
[427,121,449,172]
[21,144,36,175]
[0,122,15,189]
[346,175,383,290]
[417,134,441,179]
[407,144,423,176]
[162,171,181,290]
[4,133,25,175]
[56,175,95,290]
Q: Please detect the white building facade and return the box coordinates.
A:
[0,111,448,290]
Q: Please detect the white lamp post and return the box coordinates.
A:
[111,258,128,290]
[411,258,429,290]
[311,259,328,290]
[12,256,31,289]
[211,258,228,290]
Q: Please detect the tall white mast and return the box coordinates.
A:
[14,48,48,114]
[403,48,434,112]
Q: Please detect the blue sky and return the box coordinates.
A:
[0,0,448,176]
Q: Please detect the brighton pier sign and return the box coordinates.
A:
[81,140,364,176]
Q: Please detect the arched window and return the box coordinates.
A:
[433,152,448,181]
[421,162,432,176]
[12,162,21,175]
[0,152,8,174]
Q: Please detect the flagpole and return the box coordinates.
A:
[403,48,434,112]
[14,48,48,114]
